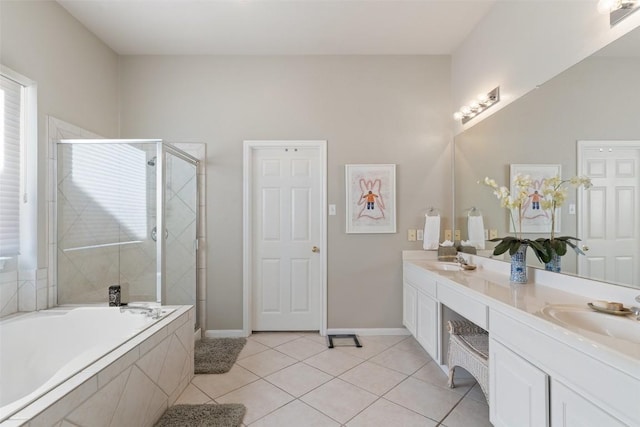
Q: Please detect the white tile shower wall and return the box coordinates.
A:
[12,307,195,427]
[0,268,47,318]
[0,271,18,317]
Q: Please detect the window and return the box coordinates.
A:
[0,66,37,270]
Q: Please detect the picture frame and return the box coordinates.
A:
[510,163,561,233]
[345,164,396,234]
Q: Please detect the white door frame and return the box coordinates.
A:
[243,140,327,337]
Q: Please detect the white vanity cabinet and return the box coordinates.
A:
[489,338,549,427]
[403,262,439,361]
[402,280,418,336]
[490,309,633,427]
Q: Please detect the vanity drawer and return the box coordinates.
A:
[437,283,488,329]
[403,262,437,297]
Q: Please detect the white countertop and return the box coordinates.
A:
[402,251,640,379]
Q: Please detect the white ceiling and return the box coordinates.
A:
[57,0,497,55]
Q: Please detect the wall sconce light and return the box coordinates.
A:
[453,87,500,124]
[598,0,639,26]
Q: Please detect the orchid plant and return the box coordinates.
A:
[482,175,548,262]
[535,175,592,261]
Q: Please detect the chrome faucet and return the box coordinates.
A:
[120,304,162,319]
[456,254,468,266]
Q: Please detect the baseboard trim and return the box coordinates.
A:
[326,328,410,336]
[204,329,246,338]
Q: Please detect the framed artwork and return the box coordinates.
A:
[345,164,396,234]
[510,163,561,233]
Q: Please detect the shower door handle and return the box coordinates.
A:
[151,227,169,241]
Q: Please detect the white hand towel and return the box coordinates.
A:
[423,214,440,250]
[468,215,485,250]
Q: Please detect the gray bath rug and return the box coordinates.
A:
[155,404,246,427]
[195,338,247,374]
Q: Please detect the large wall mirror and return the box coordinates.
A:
[454,26,640,290]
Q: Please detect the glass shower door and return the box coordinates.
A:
[163,151,198,314]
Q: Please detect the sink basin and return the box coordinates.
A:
[539,304,640,344]
[426,262,461,272]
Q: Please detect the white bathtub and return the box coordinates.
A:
[0,305,194,425]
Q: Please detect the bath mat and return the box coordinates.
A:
[195,338,247,374]
[155,404,246,427]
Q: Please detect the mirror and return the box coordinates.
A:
[454,26,640,290]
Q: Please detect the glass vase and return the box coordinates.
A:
[544,249,561,273]
[510,244,528,284]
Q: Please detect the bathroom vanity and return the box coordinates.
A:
[402,251,640,427]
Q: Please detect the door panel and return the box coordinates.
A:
[252,146,321,331]
[579,143,639,286]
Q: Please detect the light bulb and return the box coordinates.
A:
[477,93,489,104]
[597,0,617,13]
[453,112,463,120]
[460,106,471,115]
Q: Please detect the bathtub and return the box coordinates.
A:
[0,305,194,426]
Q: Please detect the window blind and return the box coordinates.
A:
[0,74,23,257]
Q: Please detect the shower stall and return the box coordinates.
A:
[55,139,200,327]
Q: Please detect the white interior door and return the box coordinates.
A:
[578,141,640,286]
[250,144,323,331]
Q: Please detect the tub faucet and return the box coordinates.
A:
[120,305,162,319]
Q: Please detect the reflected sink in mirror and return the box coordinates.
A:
[539,304,640,345]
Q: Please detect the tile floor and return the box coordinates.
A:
[176,333,491,426]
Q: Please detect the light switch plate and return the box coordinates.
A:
[417,229,424,241]
[444,229,452,241]
[489,229,498,239]
[329,204,336,216]
[454,230,461,241]
[408,229,417,241]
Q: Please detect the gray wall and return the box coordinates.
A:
[0,0,120,267]
[119,55,452,330]
[455,56,640,273]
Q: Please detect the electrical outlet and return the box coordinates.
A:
[489,229,498,239]
[484,229,489,240]
[407,229,417,241]
[454,229,461,241]
[444,229,452,241]
[417,229,424,241]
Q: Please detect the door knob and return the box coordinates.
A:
[312,246,320,253]
[582,245,589,252]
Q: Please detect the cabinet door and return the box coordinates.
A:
[551,380,626,427]
[403,282,417,336]
[416,291,438,360]
[490,338,549,427]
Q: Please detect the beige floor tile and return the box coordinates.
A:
[412,361,475,395]
[236,349,298,377]
[174,383,212,404]
[369,346,430,375]
[335,337,389,360]
[216,379,294,424]
[191,365,259,399]
[304,349,364,376]
[265,363,332,397]
[302,334,330,346]
[465,383,489,404]
[346,398,438,427]
[440,394,491,427]
[249,332,302,347]
[275,337,328,361]
[249,400,340,427]
[384,377,464,421]
[339,362,407,396]
[393,336,427,353]
[239,339,270,360]
[364,335,410,347]
[301,378,378,424]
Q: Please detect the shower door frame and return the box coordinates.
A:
[54,139,200,326]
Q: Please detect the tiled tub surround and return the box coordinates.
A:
[0,305,194,426]
[403,251,640,426]
[0,269,48,318]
